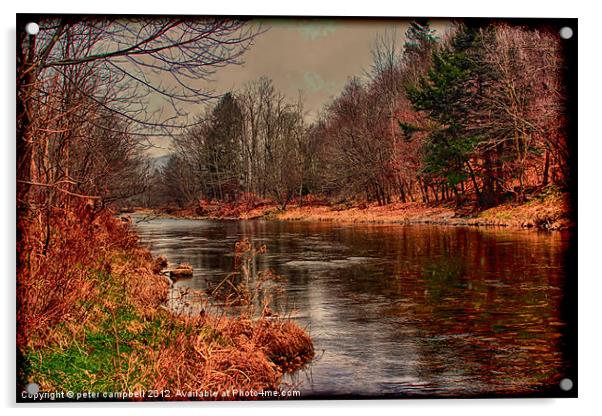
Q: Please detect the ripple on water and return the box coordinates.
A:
[133,218,571,398]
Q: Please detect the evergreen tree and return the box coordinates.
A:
[407,25,496,206]
[203,93,244,201]
[403,19,438,60]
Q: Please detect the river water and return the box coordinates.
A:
[133,217,573,398]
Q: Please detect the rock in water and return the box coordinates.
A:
[170,263,193,279]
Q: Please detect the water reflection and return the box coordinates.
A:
[134,217,571,397]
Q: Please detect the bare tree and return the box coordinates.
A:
[17,16,258,210]
[478,24,567,198]
[320,77,395,205]
[237,77,305,204]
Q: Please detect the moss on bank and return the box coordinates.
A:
[17,206,314,401]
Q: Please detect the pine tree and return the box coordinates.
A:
[403,19,438,59]
[406,25,496,207]
[204,93,244,201]
[402,19,438,86]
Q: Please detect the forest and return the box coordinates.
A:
[142,20,571,217]
[17,18,572,219]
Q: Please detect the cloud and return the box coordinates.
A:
[295,19,339,41]
[303,71,340,94]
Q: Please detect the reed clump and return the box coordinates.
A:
[17,204,313,400]
[254,320,315,373]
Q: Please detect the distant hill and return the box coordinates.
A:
[149,154,171,172]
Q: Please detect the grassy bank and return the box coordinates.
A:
[152,188,571,231]
[275,189,571,230]
[17,205,313,401]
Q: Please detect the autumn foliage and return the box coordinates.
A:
[148,21,571,218]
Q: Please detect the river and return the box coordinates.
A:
[133,217,573,398]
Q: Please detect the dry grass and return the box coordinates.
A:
[275,202,456,224]
[473,191,571,230]
[273,191,571,230]
[18,204,151,349]
[254,320,315,373]
[152,190,571,230]
[17,203,314,400]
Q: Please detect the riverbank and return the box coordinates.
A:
[17,206,314,401]
[276,191,571,230]
[148,188,572,231]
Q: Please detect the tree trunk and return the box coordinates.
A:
[481,150,497,208]
[542,149,550,187]
[399,179,406,203]
[17,34,37,211]
[465,161,482,207]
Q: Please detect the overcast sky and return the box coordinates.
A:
[148,18,450,157]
